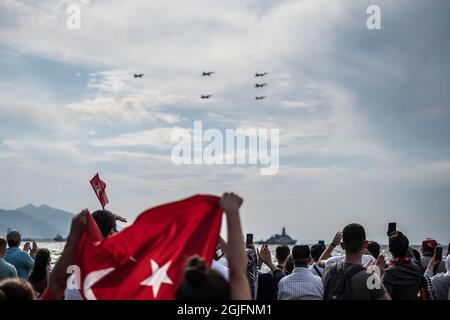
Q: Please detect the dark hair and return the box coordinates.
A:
[367,241,381,259]
[7,240,18,247]
[92,210,117,238]
[389,231,409,258]
[175,256,230,300]
[310,244,326,261]
[29,248,50,283]
[0,237,6,253]
[6,230,21,247]
[342,223,366,254]
[275,245,290,264]
[0,278,35,300]
[284,255,294,275]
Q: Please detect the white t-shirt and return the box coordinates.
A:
[211,257,229,281]
[325,254,374,267]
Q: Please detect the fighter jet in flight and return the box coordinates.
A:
[255,96,266,100]
[255,72,268,77]
[133,73,144,78]
[202,71,215,76]
[201,95,212,99]
[255,83,268,88]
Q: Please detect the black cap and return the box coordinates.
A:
[292,245,310,260]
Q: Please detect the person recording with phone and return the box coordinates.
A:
[4,230,37,280]
[425,247,450,300]
[421,238,447,275]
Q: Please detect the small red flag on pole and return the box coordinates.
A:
[90,173,109,209]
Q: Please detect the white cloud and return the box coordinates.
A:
[89,127,182,149]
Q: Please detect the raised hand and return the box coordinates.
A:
[69,209,89,239]
[23,242,31,252]
[427,252,440,272]
[376,254,386,275]
[31,241,38,253]
[259,244,272,265]
[220,192,243,213]
[113,213,127,223]
[331,231,343,247]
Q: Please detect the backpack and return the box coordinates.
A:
[323,261,365,300]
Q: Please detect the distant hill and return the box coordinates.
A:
[0,204,74,239]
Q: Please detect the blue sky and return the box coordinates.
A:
[0,0,449,243]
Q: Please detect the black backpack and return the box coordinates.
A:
[323,261,365,300]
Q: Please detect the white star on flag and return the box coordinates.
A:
[140,259,173,298]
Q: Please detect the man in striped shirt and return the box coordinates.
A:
[277,245,323,300]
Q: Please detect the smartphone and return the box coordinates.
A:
[388,222,396,235]
[318,240,325,245]
[246,233,253,247]
[435,246,443,261]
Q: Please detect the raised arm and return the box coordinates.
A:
[318,231,342,268]
[218,236,228,257]
[220,192,251,300]
[425,251,440,277]
[47,210,88,299]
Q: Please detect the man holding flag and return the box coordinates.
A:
[44,192,250,300]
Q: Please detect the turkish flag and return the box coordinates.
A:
[90,173,109,209]
[75,195,222,300]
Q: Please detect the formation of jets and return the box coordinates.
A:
[254,72,268,100]
[133,71,269,101]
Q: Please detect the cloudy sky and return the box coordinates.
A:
[1,0,449,243]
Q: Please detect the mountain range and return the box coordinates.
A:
[0,204,74,239]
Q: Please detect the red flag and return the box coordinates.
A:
[90,173,109,209]
[75,195,222,300]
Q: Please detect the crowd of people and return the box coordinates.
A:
[0,193,449,300]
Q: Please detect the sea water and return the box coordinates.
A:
[36,241,423,268]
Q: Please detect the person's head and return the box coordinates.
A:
[0,278,35,300]
[6,230,21,248]
[275,245,290,265]
[284,255,294,274]
[0,237,7,257]
[310,243,326,262]
[389,231,409,258]
[92,210,117,238]
[367,241,381,259]
[342,223,367,254]
[29,248,51,283]
[421,238,437,255]
[291,245,311,268]
[175,255,230,300]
